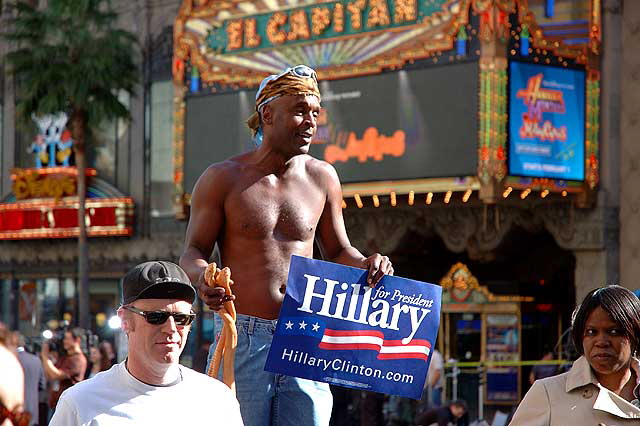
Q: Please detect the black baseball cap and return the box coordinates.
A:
[122,261,196,305]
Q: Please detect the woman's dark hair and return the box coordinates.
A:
[571,285,640,356]
[63,326,83,341]
[98,343,111,371]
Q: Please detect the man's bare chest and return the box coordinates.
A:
[224,179,325,241]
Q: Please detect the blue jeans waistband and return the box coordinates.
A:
[215,313,278,335]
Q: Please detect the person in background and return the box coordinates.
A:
[509,285,640,425]
[529,347,557,385]
[14,332,45,426]
[416,346,444,420]
[427,348,444,407]
[98,341,116,367]
[0,324,29,426]
[49,261,243,425]
[84,345,110,380]
[415,399,468,426]
[40,327,87,413]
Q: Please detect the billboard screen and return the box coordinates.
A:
[508,62,585,181]
[185,63,479,192]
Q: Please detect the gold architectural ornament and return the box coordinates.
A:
[441,262,480,291]
[440,262,533,303]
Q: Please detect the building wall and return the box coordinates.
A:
[0,1,636,328]
[619,0,640,291]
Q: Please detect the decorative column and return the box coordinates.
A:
[475,0,514,203]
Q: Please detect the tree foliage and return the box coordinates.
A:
[3,0,139,328]
[4,0,138,129]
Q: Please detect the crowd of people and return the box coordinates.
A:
[0,322,120,425]
[0,271,638,426]
[0,64,639,426]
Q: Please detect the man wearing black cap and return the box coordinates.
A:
[49,261,243,425]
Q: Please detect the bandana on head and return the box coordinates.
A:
[246,65,321,145]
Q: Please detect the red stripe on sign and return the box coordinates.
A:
[322,329,385,338]
[319,343,381,351]
[378,353,429,360]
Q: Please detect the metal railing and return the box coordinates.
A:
[442,359,573,422]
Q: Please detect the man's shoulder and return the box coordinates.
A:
[66,352,87,367]
[179,365,232,390]
[302,155,340,183]
[17,350,41,368]
[196,154,254,187]
[180,367,241,400]
[203,157,245,177]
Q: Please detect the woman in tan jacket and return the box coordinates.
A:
[509,285,640,425]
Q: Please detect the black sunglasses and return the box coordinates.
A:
[124,306,195,326]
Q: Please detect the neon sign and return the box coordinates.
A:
[208,0,421,54]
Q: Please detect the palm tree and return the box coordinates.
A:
[4,0,138,329]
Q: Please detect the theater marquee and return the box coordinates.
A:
[173,0,602,211]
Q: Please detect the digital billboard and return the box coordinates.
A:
[184,63,479,192]
[508,62,585,181]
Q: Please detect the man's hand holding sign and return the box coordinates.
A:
[266,255,441,399]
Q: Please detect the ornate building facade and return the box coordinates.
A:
[0,0,636,390]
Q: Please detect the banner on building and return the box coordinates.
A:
[508,62,585,181]
[264,255,442,399]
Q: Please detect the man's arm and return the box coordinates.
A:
[40,343,68,381]
[179,165,234,310]
[429,369,442,387]
[316,162,393,285]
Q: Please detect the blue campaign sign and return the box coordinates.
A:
[508,61,585,181]
[264,255,442,399]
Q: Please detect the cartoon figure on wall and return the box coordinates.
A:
[29,112,74,168]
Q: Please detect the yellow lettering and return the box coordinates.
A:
[50,178,64,200]
[244,18,261,48]
[13,178,28,199]
[393,0,416,24]
[267,12,287,45]
[311,7,331,36]
[62,176,76,196]
[333,3,345,33]
[367,0,391,27]
[287,10,310,41]
[347,0,366,30]
[11,171,77,200]
[226,20,244,50]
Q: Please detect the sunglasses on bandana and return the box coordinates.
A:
[274,65,317,81]
[124,306,195,326]
[256,65,318,111]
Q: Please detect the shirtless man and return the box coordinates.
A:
[180,65,393,426]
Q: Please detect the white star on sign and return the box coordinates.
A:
[299,320,307,330]
[285,321,293,330]
[312,323,320,332]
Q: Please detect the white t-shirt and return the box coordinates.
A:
[426,349,444,389]
[49,361,243,426]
